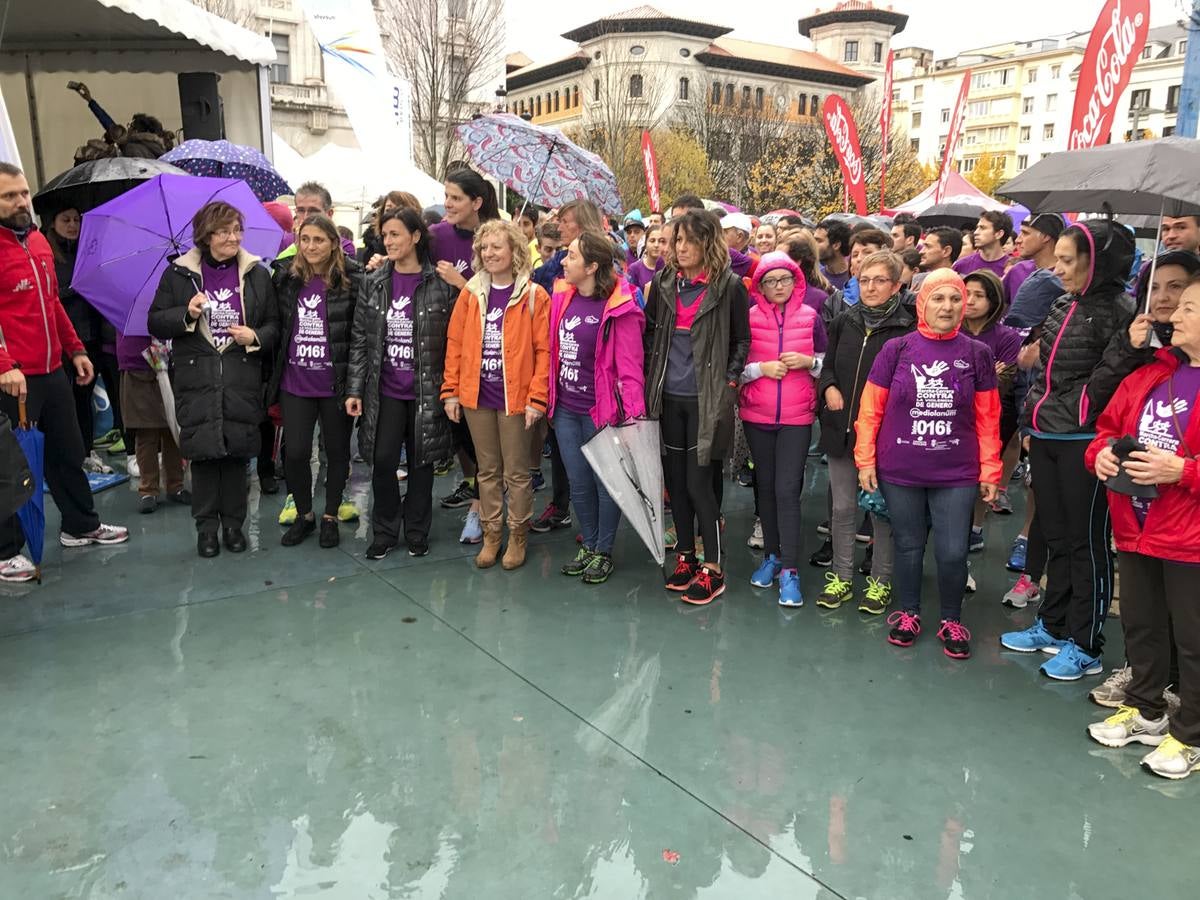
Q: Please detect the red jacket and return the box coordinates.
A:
[0,227,84,375]
[1084,349,1200,564]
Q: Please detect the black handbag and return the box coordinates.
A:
[0,415,34,522]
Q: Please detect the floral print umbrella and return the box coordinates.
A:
[161,139,292,202]
[456,113,623,217]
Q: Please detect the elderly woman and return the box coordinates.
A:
[1083,275,1200,781]
[148,201,279,558]
[854,269,1003,660]
[441,219,550,571]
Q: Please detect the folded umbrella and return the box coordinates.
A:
[456,113,623,217]
[0,414,34,522]
[13,400,45,581]
[33,157,187,219]
[161,139,292,202]
[72,174,283,337]
[581,418,665,566]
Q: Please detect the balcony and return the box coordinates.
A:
[270,82,333,110]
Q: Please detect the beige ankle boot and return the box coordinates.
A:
[476,524,503,568]
[501,525,529,570]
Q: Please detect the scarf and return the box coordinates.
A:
[860,294,899,330]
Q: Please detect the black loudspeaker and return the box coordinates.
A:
[178,72,225,141]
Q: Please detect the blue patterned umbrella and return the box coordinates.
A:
[161,139,292,202]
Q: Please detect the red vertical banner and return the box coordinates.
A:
[1068,0,1150,149]
[640,130,661,213]
[935,71,971,203]
[822,95,867,216]
[878,49,894,211]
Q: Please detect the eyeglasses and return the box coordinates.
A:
[760,275,795,290]
[860,276,896,288]
[214,227,244,238]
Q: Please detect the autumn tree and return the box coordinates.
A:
[963,151,1007,197]
[186,0,256,27]
[621,129,713,212]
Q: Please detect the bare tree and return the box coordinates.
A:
[186,0,257,28]
[379,0,505,178]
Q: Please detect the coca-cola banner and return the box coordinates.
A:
[935,71,971,203]
[878,50,895,210]
[1068,0,1151,150]
[822,95,867,215]
[641,131,661,214]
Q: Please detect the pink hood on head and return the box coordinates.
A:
[749,251,807,314]
[916,268,967,341]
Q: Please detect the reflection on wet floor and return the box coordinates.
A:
[0,463,1191,898]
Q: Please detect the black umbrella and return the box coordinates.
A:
[918,202,986,229]
[33,157,187,219]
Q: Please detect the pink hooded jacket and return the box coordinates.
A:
[740,252,820,427]
[548,276,646,427]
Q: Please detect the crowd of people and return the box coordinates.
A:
[1,157,1198,782]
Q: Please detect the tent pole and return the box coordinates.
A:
[23,55,45,187]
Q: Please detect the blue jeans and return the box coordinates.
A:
[554,408,622,554]
[879,480,977,622]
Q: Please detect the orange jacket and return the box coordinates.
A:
[441,272,550,415]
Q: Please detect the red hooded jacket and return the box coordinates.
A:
[1084,349,1200,564]
[0,227,84,375]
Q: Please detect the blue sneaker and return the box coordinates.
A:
[1007,536,1028,573]
[1041,641,1103,681]
[751,553,783,587]
[969,527,985,553]
[1000,618,1067,654]
[779,569,803,607]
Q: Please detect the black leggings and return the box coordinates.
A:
[372,396,434,546]
[661,395,723,567]
[280,390,352,518]
[743,422,811,569]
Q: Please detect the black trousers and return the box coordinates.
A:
[372,396,434,546]
[191,457,248,534]
[280,391,352,518]
[1029,437,1112,655]
[744,423,811,569]
[71,341,101,454]
[0,368,99,557]
[258,418,277,480]
[546,424,570,510]
[1025,508,1048,580]
[661,395,722,566]
[1118,551,1200,745]
[96,350,126,447]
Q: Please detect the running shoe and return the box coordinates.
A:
[1003,574,1040,609]
[433,458,453,477]
[82,451,114,474]
[531,503,571,533]
[887,610,921,647]
[1010,459,1028,483]
[778,569,803,607]
[816,520,831,536]
[0,554,37,582]
[1141,735,1200,780]
[59,523,129,547]
[531,469,546,492]
[337,497,360,522]
[858,577,892,615]
[460,510,483,544]
[278,494,298,526]
[855,514,872,543]
[581,553,614,585]
[751,554,782,587]
[809,538,833,568]
[440,479,478,509]
[106,437,126,454]
[736,463,754,487]
[937,619,971,659]
[1006,536,1028,573]
[989,490,1014,515]
[858,541,874,576]
[93,428,121,449]
[1087,706,1168,748]
[561,547,595,577]
[683,567,725,605]
[665,553,700,591]
[1000,618,1066,654]
[1089,666,1132,708]
[1040,641,1103,681]
[747,517,764,549]
[969,527,985,553]
[816,572,853,609]
[365,540,395,560]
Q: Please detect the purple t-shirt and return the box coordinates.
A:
[952,252,1008,281]
[116,333,152,372]
[1001,259,1036,303]
[200,259,243,352]
[822,266,850,292]
[430,221,475,281]
[380,271,421,401]
[966,322,1022,368]
[627,257,664,292]
[557,294,604,416]
[1131,366,1200,526]
[867,331,998,487]
[477,284,514,410]
[281,277,334,398]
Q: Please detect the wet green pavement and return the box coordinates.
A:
[0,463,1190,899]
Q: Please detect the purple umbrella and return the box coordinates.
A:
[72,174,283,337]
[161,139,292,202]
[456,113,623,217]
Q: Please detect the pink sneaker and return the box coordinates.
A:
[887,610,921,647]
[1003,574,1040,609]
[937,619,972,659]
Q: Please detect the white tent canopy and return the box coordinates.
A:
[0,0,275,188]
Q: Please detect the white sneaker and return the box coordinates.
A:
[0,554,37,582]
[1003,574,1040,609]
[747,517,764,549]
[82,451,114,475]
[1141,735,1200,780]
[59,523,130,547]
[1087,706,1169,748]
[126,457,141,478]
[965,571,977,593]
[1089,665,1132,708]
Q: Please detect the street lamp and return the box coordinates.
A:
[1128,104,1166,140]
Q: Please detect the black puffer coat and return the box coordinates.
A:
[45,231,101,345]
[268,260,363,403]
[148,248,279,461]
[347,261,456,464]
[1021,220,1138,436]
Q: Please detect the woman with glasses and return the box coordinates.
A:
[149,202,279,558]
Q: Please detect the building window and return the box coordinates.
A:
[914,84,924,101]
[1026,67,1038,84]
[679,47,691,58]
[971,71,991,89]
[1167,84,1181,112]
[1050,64,1062,79]
[536,96,542,116]
[1022,97,1034,114]
[554,90,560,112]
[798,95,806,115]
[755,87,764,109]
[1019,125,1031,141]
[912,111,922,128]
[1043,123,1054,140]
[1046,93,1058,112]
[999,68,1013,85]
[1164,125,1176,137]
[269,33,291,83]
[968,100,989,117]
[573,85,579,107]
[630,44,646,56]
[844,40,859,63]
[726,83,735,106]
[910,137,920,151]
[679,77,690,101]
[1018,154,1029,170]
[940,107,950,124]
[811,94,819,114]
[1131,88,1151,109]
[874,41,883,64]
[742,85,751,107]
[1178,40,1188,56]
[713,81,722,104]
[594,79,600,101]
[1140,46,1152,60]
[961,157,977,173]
[629,74,643,99]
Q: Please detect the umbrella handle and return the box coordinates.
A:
[18,398,29,429]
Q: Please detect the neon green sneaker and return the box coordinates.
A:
[337,496,360,523]
[278,494,297,526]
[858,577,892,615]
[816,572,854,610]
[106,436,126,454]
